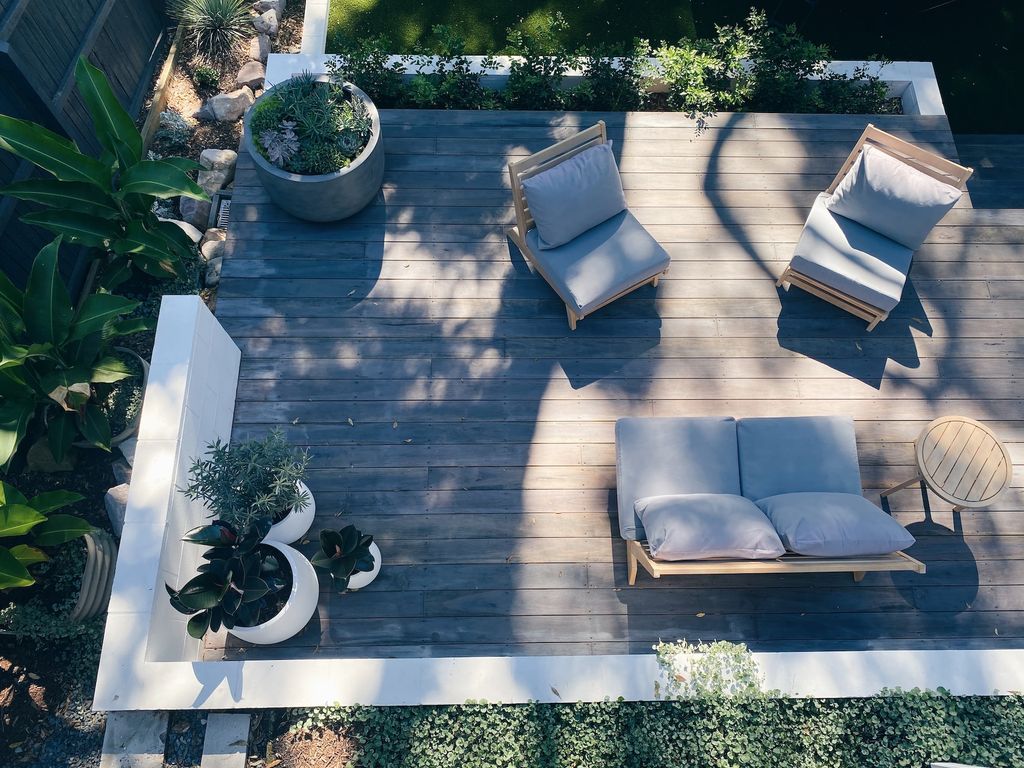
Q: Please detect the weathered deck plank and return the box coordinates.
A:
[208,111,1024,661]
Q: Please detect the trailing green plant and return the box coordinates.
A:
[191,63,220,92]
[0,480,91,590]
[152,110,192,152]
[407,26,497,110]
[0,57,207,289]
[182,429,311,530]
[572,41,650,112]
[169,0,251,63]
[0,238,153,469]
[653,639,766,700]
[165,518,289,638]
[502,12,578,111]
[327,34,409,108]
[311,524,374,591]
[249,72,373,175]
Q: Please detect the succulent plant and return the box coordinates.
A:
[259,120,300,168]
[165,518,289,639]
[311,524,375,592]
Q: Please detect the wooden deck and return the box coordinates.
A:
[208,110,1024,661]
[956,134,1024,209]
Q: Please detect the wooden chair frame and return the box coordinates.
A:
[507,121,668,330]
[626,539,926,586]
[777,123,974,331]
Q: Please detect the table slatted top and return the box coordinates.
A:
[916,417,1012,507]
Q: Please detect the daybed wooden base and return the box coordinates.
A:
[625,540,926,586]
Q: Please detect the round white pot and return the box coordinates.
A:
[265,480,315,544]
[227,541,318,645]
[347,542,382,590]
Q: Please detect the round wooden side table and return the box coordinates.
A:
[881,416,1013,511]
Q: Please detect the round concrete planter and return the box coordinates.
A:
[265,480,316,545]
[243,77,384,222]
[347,542,382,590]
[227,541,318,645]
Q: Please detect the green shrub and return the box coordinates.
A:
[502,12,577,111]
[407,26,497,110]
[169,0,251,62]
[191,63,220,92]
[327,34,408,108]
[572,41,650,113]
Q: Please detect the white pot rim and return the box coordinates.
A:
[227,540,318,645]
[264,480,316,544]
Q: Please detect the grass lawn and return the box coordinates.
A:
[327,0,696,54]
[328,0,1021,133]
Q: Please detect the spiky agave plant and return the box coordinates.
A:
[169,0,251,63]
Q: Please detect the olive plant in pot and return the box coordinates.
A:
[182,430,314,544]
[165,519,318,644]
[312,524,381,591]
[243,71,384,222]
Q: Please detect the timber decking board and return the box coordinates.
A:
[207,111,1024,661]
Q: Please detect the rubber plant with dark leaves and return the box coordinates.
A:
[311,524,375,591]
[0,237,152,469]
[0,57,207,290]
[166,519,289,639]
[0,480,91,590]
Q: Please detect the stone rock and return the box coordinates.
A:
[118,437,138,466]
[252,9,278,36]
[199,227,228,252]
[158,217,203,244]
[112,458,132,486]
[194,87,254,122]
[179,196,212,231]
[248,34,271,62]
[104,484,130,537]
[253,0,285,13]
[26,439,76,473]
[197,168,230,198]
[235,60,265,90]
[205,256,223,287]
[201,239,226,262]
[199,148,238,176]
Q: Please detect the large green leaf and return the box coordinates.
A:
[74,57,143,166]
[0,481,28,506]
[159,157,203,174]
[20,210,120,249]
[110,317,156,336]
[117,160,208,200]
[23,237,73,345]
[1,179,120,218]
[186,611,212,639]
[0,268,23,314]
[0,546,34,589]
[0,398,34,469]
[31,514,92,546]
[0,503,46,538]
[90,355,131,384]
[28,489,84,514]
[69,293,139,341]
[0,114,109,187]
[47,409,76,463]
[175,573,230,611]
[76,403,111,450]
[9,544,48,567]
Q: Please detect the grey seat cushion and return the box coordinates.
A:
[525,210,670,315]
[521,142,627,250]
[756,492,916,556]
[790,193,913,312]
[826,144,961,250]
[737,415,863,501]
[615,417,740,541]
[635,494,785,560]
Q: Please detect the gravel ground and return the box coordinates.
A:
[17,689,106,768]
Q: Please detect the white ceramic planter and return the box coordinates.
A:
[265,480,316,544]
[347,542,382,590]
[227,541,318,645]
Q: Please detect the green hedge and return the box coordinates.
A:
[291,692,1024,768]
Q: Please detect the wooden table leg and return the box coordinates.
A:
[880,474,922,498]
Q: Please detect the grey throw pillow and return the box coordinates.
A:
[756,492,915,557]
[634,494,785,561]
[826,144,961,250]
[521,142,627,250]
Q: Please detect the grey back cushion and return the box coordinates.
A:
[636,494,785,560]
[826,144,961,250]
[521,142,627,250]
[737,416,862,501]
[757,492,916,557]
[615,417,740,540]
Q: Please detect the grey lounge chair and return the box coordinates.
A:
[777,124,973,330]
[507,122,671,330]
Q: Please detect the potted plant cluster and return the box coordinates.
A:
[165,518,318,644]
[243,71,385,222]
[182,429,314,544]
[311,524,380,592]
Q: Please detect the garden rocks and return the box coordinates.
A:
[205,256,223,288]
[104,484,130,537]
[248,34,271,63]
[179,196,212,232]
[201,238,226,263]
[119,437,138,466]
[254,0,285,13]
[236,60,265,90]
[197,168,230,198]
[199,227,227,254]
[112,459,132,486]
[200,148,238,177]
[195,86,255,122]
[253,9,279,36]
